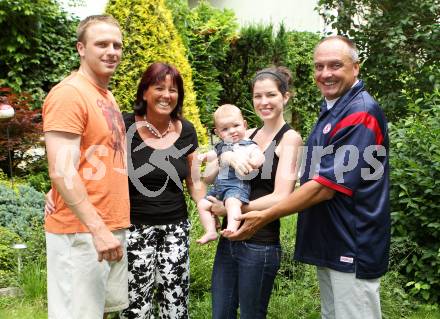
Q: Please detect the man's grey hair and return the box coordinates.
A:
[315,35,360,63]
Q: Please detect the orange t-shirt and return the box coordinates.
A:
[43,72,130,233]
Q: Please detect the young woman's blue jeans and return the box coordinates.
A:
[211,237,281,319]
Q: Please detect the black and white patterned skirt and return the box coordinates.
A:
[120,219,190,319]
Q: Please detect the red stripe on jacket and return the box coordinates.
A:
[330,112,383,145]
[313,175,353,197]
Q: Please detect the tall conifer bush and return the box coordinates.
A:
[105,0,207,144]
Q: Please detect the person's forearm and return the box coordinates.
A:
[242,192,292,213]
[219,151,233,166]
[187,179,207,204]
[50,173,107,234]
[202,159,219,185]
[45,131,122,261]
[260,180,335,224]
[45,131,108,234]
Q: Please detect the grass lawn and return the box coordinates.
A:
[1,215,439,318]
[1,293,439,319]
[0,297,46,319]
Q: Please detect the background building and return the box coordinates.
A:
[60,0,326,33]
[188,0,325,32]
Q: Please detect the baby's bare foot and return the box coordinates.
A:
[196,232,218,245]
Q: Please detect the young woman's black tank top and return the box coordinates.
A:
[246,123,292,245]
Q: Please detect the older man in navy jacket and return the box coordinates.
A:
[226,35,390,319]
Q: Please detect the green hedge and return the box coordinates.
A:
[389,90,440,303]
[284,31,321,136]
[166,0,238,130]
[217,24,321,135]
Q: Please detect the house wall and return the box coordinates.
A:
[188,0,325,32]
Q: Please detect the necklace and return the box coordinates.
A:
[143,115,172,138]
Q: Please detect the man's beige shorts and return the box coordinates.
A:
[46,230,128,319]
[317,266,382,319]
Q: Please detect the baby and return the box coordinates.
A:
[196,104,264,244]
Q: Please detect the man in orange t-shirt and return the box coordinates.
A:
[42,15,130,319]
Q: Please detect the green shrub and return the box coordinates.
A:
[218,24,281,128]
[168,5,319,135]
[389,90,440,303]
[317,0,440,122]
[284,31,321,136]
[0,184,44,240]
[0,183,46,270]
[18,157,51,194]
[380,271,413,318]
[0,226,21,288]
[25,171,50,194]
[0,170,7,182]
[20,220,46,268]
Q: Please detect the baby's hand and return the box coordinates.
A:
[248,156,262,169]
[197,153,208,162]
[198,150,218,163]
[248,147,265,169]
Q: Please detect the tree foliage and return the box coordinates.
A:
[105,0,208,144]
[317,0,440,121]
[0,89,43,178]
[167,2,320,134]
[0,0,79,108]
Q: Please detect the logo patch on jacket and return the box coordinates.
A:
[340,256,354,263]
